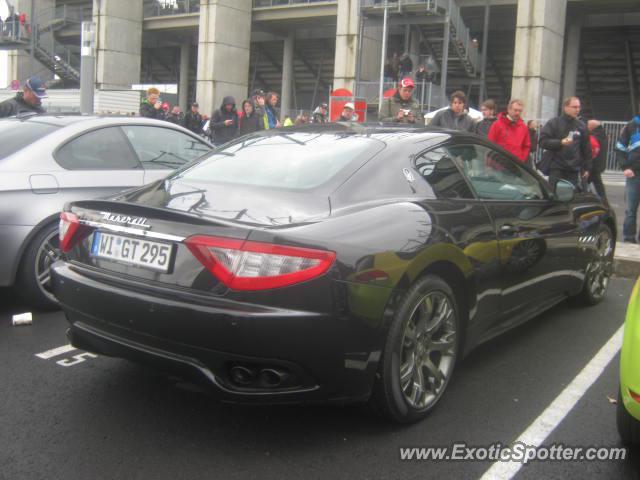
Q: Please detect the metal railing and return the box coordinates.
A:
[447,0,478,74]
[0,17,30,44]
[253,0,337,7]
[145,0,200,17]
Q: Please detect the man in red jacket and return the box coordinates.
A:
[488,99,531,163]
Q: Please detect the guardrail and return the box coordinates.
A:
[355,80,443,112]
[145,0,200,17]
[253,0,337,7]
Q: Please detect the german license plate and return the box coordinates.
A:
[91,231,173,272]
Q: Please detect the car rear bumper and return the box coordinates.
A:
[51,262,383,405]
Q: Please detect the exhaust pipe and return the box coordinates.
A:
[229,365,256,386]
[259,368,290,387]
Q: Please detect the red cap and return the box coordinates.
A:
[400,77,415,89]
[161,102,170,111]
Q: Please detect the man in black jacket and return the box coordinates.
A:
[183,102,203,134]
[0,76,47,118]
[429,91,475,132]
[211,96,238,146]
[139,87,164,119]
[539,96,592,190]
[616,113,640,242]
[587,119,609,204]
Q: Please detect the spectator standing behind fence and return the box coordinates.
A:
[251,89,266,129]
[263,92,281,129]
[139,87,164,119]
[210,96,238,146]
[587,119,609,204]
[337,103,359,122]
[475,99,497,137]
[238,99,262,136]
[379,77,420,124]
[295,112,310,126]
[538,96,592,190]
[399,53,413,79]
[0,76,47,117]
[183,102,203,134]
[430,91,475,132]
[615,112,640,243]
[487,99,530,163]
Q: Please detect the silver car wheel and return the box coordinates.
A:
[399,291,457,410]
[586,228,613,301]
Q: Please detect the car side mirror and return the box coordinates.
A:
[554,180,575,202]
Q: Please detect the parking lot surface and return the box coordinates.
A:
[1,277,639,480]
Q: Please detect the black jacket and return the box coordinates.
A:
[616,116,640,174]
[539,114,592,172]
[0,92,45,118]
[475,117,496,138]
[165,113,184,125]
[183,110,203,134]
[238,111,262,136]
[139,100,164,120]
[211,96,238,145]
[590,126,609,174]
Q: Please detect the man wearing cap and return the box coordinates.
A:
[380,77,420,124]
[338,102,359,122]
[183,102,203,134]
[0,76,47,117]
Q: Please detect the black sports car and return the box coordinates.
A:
[51,124,615,423]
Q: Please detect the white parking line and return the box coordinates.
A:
[480,324,624,480]
[35,344,76,360]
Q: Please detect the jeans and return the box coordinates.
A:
[624,176,640,242]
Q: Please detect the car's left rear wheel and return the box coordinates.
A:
[17,222,61,311]
[370,275,459,423]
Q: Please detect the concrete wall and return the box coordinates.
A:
[196,0,252,116]
[94,0,143,90]
[511,0,568,121]
[334,0,358,91]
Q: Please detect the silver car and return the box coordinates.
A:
[0,114,212,309]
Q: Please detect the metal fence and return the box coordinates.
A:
[253,0,337,7]
[145,0,200,17]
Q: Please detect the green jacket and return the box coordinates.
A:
[379,92,420,123]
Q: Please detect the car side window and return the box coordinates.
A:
[414,148,475,199]
[447,144,545,201]
[120,126,211,170]
[55,127,140,170]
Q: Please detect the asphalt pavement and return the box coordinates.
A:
[1,276,639,480]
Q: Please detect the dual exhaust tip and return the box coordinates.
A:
[229,364,291,389]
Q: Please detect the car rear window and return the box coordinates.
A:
[174,133,384,190]
[0,120,60,159]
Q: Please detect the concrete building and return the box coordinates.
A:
[0,0,639,121]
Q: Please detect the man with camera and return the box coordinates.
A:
[379,77,420,124]
[538,96,592,189]
[139,87,165,120]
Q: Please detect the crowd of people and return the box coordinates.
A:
[3,76,640,243]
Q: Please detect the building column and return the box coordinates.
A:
[334,0,359,92]
[179,40,191,111]
[562,18,582,102]
[511,0,568,121]
[196,0,252,116]
[281,31,294,122]
[94,0,143,90]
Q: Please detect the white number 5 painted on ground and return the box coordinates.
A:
[56,352,98,367]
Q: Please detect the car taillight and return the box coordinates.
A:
[184,235,336,291]
[59,212,88,252]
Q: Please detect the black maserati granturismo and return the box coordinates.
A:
[51,124,615,423]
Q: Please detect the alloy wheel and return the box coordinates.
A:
[399,291,457,410]
[586,228,614,301]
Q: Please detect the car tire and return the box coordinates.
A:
[575,224,614,306]
[17,222,61,311]
[370,274,460,423]
[617,389,640,445]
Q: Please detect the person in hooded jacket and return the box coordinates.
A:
[211,96,238,146]
[488,99,531,163]
[238,99,262,136]
[430,91,475,132]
